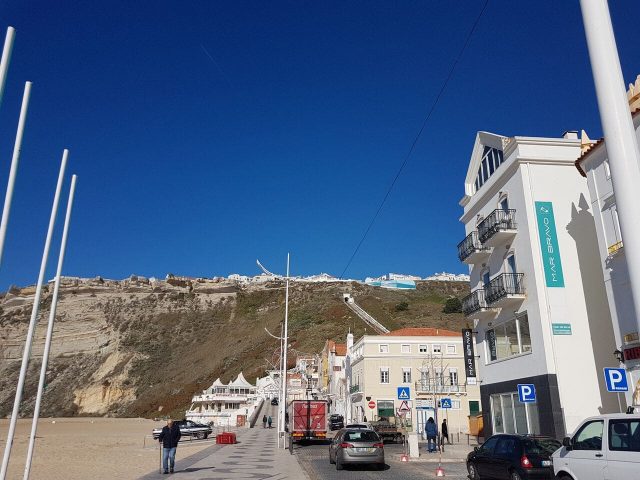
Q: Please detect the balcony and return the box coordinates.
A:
[415,380,467,395]
[485,273,525,308]
[457,231,491,264]
[349,384,361,394]
[477,209,517,247]
[462,288,498,320]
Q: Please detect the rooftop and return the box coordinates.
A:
[382,327,461,338]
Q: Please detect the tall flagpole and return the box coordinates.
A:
[0,27,15,110]
[23,174,77,480]
[279,253,290,448]
[0,81,31,267]
[0,150,68,480]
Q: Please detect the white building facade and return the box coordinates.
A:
[458,131,620,439]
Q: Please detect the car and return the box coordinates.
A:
[466,434,561,480]
[271,397,279,405]
[329,414,344,431]
[152,420,213,440]
[329,428,385,471]
[345,422,371,429]
[552,412,640,480]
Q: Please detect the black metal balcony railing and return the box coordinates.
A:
[414,379,467,394]
[485,273,525,305]
[461,288,486,316]
[457,231,486,262]
[477,209,517,244]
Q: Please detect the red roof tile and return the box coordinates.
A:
[334,344,347,356]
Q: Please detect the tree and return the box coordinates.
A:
[442,297,462,314]
[394,301,409,312]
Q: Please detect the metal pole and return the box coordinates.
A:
[24,174,77,480]
[0,81,31,267]
[580,0,640,350]
[0,150,68,480]
[0,27,15,110]
[279,254,290,448]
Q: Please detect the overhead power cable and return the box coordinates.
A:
[339,0,489,279]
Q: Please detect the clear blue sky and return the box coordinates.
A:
[0,1,638,289]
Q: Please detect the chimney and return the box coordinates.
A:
[347,332,354,354]
[562,130,579,140]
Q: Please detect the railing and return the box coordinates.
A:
[485,273,525,305]
[461,289,486,316]
[457,231,486,262]
[350,384,361,394]
[477,209,517,244]
[414,380,467,394]
[608,240,623,256]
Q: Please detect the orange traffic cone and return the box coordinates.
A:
[436,465,445,477]
[400,454,409,462]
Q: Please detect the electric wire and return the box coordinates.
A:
[339,0,489,279]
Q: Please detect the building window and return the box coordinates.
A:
[380,368,389,384]
[448,368,458,386]
[333,366,341,371]
[469,400,480,416]
[490,392,539,434]
[475,146,504,193]
[401,344,411,354]
[419,344,428,353]
[435,368,443,386]
[446,345,456,354]
[433,345,442,354]
[402,368,412,384]
[486,314,531,362]
[379,344,389,354]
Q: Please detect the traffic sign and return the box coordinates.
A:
[398,400,411,412]
[604,368,628,392]
[397,386,411,400]
[440,398,452,409]
[368,400,376,409]
[517,384,536,403]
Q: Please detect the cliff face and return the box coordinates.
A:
[0,276,468,418]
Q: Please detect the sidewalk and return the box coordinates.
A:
[139,426,309,480]
[393,439,478,463]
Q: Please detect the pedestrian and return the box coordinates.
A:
[425,417,438,453]
[442,418,449,445]
[268,415,273,428]
[158,419,181,474]
[262,415,267,428]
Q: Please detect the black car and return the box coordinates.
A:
[467,434,561,480]
[271,397,279,405]
[329,414,344,431]
[152,420,213,440]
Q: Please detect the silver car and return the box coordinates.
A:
[329,429,385,470]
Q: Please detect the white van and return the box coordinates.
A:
[552,412,640,480]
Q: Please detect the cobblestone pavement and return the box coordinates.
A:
[293,440,471,480]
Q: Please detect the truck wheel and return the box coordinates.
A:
[336,457,343,471]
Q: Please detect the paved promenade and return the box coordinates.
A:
[139,421,308,480]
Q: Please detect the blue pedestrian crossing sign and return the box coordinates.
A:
[517,384,536,403]
[604,368,628,392]
[440,398,452,409]
[397,387,411,400]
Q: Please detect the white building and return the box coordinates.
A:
[458,130,619,439]
[319,340,348,416]
[575,77,640,407]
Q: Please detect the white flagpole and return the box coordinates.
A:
[0,81,31,267]
[0,27,15,110]
[0,150,68,480]
[279,253,290,448]
[23,174,77,480]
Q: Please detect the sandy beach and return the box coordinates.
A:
[0,418,215,480]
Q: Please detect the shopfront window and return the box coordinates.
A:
[486,314,531,362]
[490,392,539,434]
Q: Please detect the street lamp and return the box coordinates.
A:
[257,255,291,449]
[614,348,625,364]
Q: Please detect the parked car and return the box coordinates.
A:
[271,397,279,406]
[345,422,371,429]
[329,428,385,470]
[329,414,344,431]
[552,412,640,480]
[466,434,560,480]
[152,420,212,440]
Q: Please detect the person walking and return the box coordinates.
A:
[425,417,438,453]
[262,415,267,428]
[158,419,181,474]
[442,418,449,445]
[267,415,273,428]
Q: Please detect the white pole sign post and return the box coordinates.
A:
[279,253,290,448]
[24,174,77,480]
[0,27,16,110]
[0,150,68,480]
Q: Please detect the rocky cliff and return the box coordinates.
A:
[0,275,468,418]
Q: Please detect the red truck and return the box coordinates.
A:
[288,399,328,442]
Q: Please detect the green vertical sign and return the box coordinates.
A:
[535,201,565,287]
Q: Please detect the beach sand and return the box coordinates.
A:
[0,417,214,479]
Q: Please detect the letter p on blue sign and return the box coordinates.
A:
[517,384,536,403]
[604,368,628,392]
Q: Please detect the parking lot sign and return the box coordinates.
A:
[604,368,628,392]
[517,384,536,403]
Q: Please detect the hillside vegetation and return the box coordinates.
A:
[0,276,468,418]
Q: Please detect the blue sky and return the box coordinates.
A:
[0,1,638,288]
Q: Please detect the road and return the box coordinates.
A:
[293,439,471,480]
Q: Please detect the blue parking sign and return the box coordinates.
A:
[604,368,628,392]
[517,384,536,403]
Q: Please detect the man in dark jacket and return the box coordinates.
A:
[158,419,181,474]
